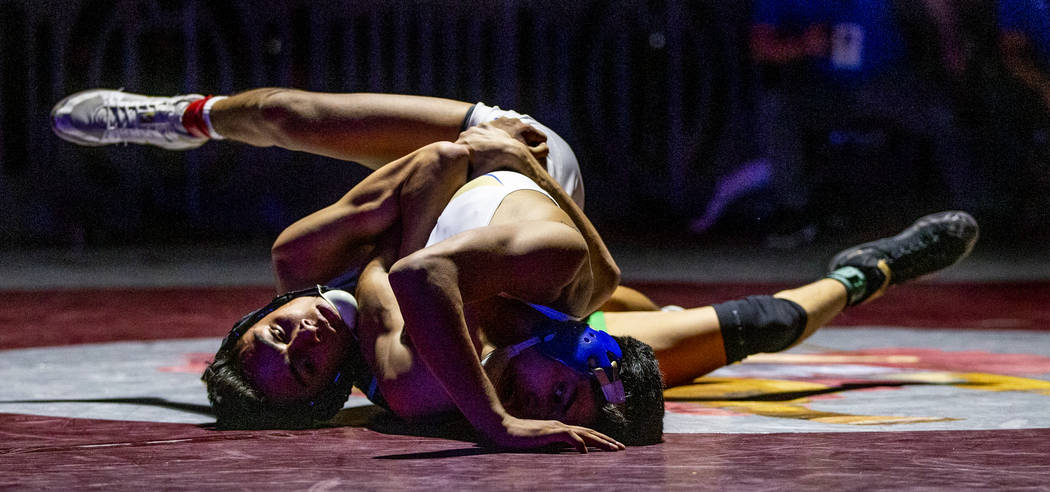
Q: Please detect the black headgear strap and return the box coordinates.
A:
[216,285,332,354]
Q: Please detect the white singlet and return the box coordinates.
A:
[326,107,577,289]
[424,171,558,248]
[465,103,584,209]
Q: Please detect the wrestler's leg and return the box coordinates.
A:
[210,89,473,169]
[51,87,472,169]
[602,278,846,387]
[605,210,979,388]
[597,286,661,312]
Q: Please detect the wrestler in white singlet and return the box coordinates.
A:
[465,103,583,208]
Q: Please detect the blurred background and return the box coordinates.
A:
[1,0,1047,264]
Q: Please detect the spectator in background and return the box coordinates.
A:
[994,0,1050,235]
[999,0,1050,115]
[746,0,980,245]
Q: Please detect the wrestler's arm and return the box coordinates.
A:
[386,221,622,452]
[270,141,471,292]
[456,125,621,313]
[516,153,620,313]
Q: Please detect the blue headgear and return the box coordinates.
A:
[499,303,625,405]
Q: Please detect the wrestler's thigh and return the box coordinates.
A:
[598,286,660,312]
[603,307,726,386]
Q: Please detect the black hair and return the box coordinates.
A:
[200,287,367,429]
[530,317,665,446]
[592,335,665,446]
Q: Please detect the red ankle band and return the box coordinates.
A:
[181,97,212,138]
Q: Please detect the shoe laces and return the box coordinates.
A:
[889,227,951,279]
[894,231,936,259]
[94,91,177,142]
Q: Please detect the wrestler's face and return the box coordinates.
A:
[485,346,599,426]
[236,296,354,403]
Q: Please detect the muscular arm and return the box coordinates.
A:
[457,125,621,313]
[386,221,621,451]
[270,141,471,292]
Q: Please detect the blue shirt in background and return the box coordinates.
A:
[753,0,908,85]
[998,0,1050,70]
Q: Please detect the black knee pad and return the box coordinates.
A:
[714,295,808,364]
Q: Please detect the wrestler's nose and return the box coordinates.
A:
[298,320,321,342]
[288,321,322,353]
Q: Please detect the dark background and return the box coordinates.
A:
[1,0,1046,252]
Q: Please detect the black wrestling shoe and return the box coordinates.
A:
[828,211,979,305]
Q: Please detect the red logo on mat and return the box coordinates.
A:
[158,353,214,373]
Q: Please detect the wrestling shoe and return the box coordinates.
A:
[50,89,207,150]
[828,210,979,305]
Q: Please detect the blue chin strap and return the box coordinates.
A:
[506,304,626,406]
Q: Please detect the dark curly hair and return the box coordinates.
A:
[527,316,665,446]
[592,335,665,445]
[200,286,368,429]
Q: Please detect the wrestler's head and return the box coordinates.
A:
[201,286,365,429]
[482,318,665,446]
[204,291,664,446]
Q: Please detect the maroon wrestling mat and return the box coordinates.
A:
[2,283,1049,489]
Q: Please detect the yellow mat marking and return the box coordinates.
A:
[664,371,1050,426]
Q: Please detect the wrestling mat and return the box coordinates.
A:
[2,283,1048,489]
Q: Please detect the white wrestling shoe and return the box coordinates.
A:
[50,89,207,150]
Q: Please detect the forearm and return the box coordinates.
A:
[395,144,472,256]
[271,142,470,291]
[387,229,620,451]
[386,255,508,435]
[210,89,473,169]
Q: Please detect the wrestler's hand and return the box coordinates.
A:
[484,117,549,161]
[456,124,542,179]
[486,415,626,453]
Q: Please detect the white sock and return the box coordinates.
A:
[202,96,227,140]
